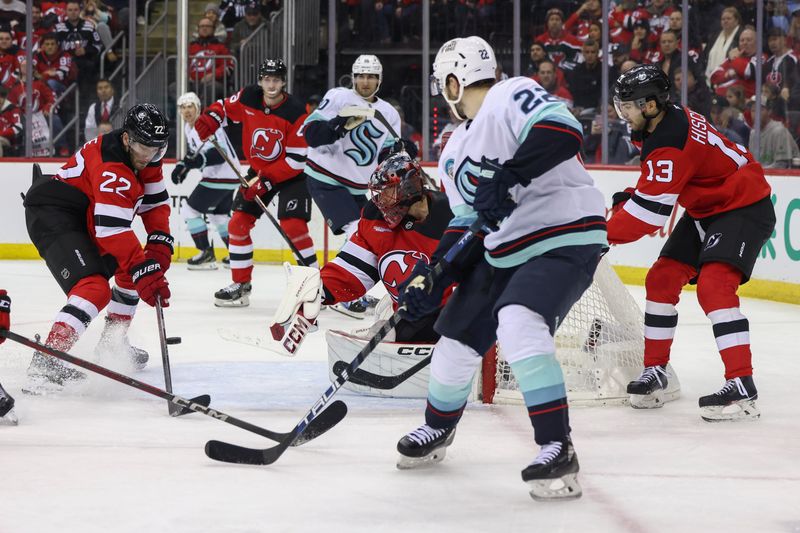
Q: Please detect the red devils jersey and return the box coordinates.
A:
[608,105,770,245]
[55,130,171,275]
[321,191,454,309]
[206,85,307,183]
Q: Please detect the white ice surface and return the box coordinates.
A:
[1,260,798,533]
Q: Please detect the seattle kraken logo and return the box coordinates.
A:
[345,121,382,166]
[454,157,481,206]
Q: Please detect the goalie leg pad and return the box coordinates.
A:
[267,263,321,356]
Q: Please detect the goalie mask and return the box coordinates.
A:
[369,153,425,228]
[431,36,496,120]
[352,54,382,100]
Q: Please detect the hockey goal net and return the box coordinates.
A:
[482,258,646,406]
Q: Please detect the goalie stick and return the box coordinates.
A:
[331,356,431,390]
[0,329,346,445]
[208,138,314,267]
[204,218,489,465]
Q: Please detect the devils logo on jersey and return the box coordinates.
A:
[378,250,430,301]
[251,128,285,161]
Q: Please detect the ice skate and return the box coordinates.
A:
[396,424,456,469]
[331,297,368,319]
[0,383,17,425]
[23,351,86,395]
[187,248,218,270]
[96,317,149,370]
[699,376,760,422]
[521,439,582,501]
[214,282,252,307]
[627,364,680,408]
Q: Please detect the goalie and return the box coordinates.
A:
[270,153,453,363]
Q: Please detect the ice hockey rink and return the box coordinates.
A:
[1,259,798,533]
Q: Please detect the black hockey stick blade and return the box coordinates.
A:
[170,394,211,417]
[332,355,432,390]
[204,400,348,464]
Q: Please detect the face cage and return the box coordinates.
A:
[129,138,167,163]
[371,176,423,228]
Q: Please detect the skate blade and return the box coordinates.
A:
[396,446,449,470]
[701,400,760,422]
[0,408,19,425]
[330,304,366,320]
[527,474,583,501]
[22,376,65,396]
[187,262,218,271]
[629,388,680,409]
[214,295,250,308]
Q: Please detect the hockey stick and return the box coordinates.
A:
[0,328,347,445]
[371,108,400,142]
[204,218,489,465]
[331,355,432,390]
[208,138,314,267]
[155,296,194,417]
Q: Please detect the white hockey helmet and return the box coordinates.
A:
[177,91,202,111]
[352,54,383,99]
[431,36,497,119]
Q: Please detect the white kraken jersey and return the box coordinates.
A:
[304,87,401,195]
[452,76,607,268]
[437,120,474,226]
[184,122,241,190]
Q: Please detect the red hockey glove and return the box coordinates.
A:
[241,175,273,202]
[0,290,10,343]
[144,231,174,272]
[611,187,635,215]
[130,259,170,307]
[194,110,223,141]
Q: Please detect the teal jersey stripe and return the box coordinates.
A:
[517,102,582,143]
[485,230,608,268]
[428,375,474,413]
[199,181,239,191]
[304,110,327,124]
[509,353,567,406]
[305,167,368,195]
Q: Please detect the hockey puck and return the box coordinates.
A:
[166,336,182,345]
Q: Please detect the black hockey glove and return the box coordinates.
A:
[472,156,518,224]
[183,151,206,170]
[329,115,349,138]
[0,289,10,344]
[378,138,419,163]
[397,260,454,322]
[171,161,190,184]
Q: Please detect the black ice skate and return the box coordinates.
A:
[330,297,368,319]
[214,282,252,307]
[396,424,456,469]
[23,351,86,395]
[521,439,582,501]
[187,248,217,270]
[627,364,680,409]
[699,375,760,422]
[0,382,17,425]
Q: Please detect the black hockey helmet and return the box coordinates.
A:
[613,64,671,106]
[369,152,425,228]
[258,58,287,81]
[124,103,169,163]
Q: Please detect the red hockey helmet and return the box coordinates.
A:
[369,152,425,228]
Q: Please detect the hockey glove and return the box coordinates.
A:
[0,290,10,343]
[328,115,350,138]
[611,187,635,215]
[171,161,190,184]
[130,259,170,307]
[144,231,174,272]
[472,157,518,224]
[194,110,223,141]
[378,138,419,163]
[241,173,273,202]
[183,151,206,170]
[397,260,452,322]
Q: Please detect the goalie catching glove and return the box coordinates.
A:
[267,262,322,356]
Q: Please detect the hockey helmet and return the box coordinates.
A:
[431,36,496,120]
[124,103,169,163]
[613,64,670,119]
[352,55,382,99]
[177,91,202,111]
[369,152,426,228]
[259,58,287,81]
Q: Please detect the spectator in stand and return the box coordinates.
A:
[726,85,747,119]
[189,17,233,105]
[564,0,602,42]
[583,100,637,164]
[749,95,800,169]
[230,3,262,57]
[709,94,749,146]
[766,0,790,34]
[84,78,117,141]
[535,8,582,67]
[666,8,701,51]
[633,0,674,38]
[14,5,52,53]
[739,0,757,29]
[788,8,800,55]
[564,38,602,114]
[0,29,21,86]
[0,0,25,31]
[220,0,249,35]
[393,0,422,44]
[710,27,760,99]
[654,30,702,87]
[55,1,103,92]
[195,4,228,43]
[608,0,639,45]
[704,7,742,85]
[527,41,567,86]
[610,43,632,81]
[9,61,67,156]
[537,58,573,109]
[359,0,393,46]
[96,118,112,136]
[33,33,77,96]
[0,85,21,156]
[764,27,800,109]
[673,67,711,119]
[629,19,658,65]
[620,59,639,74]
[81,0,117,63]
